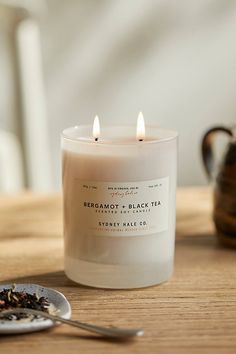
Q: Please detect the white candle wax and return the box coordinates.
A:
[62,125,178,288]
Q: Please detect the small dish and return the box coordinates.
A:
[0,283,71,334]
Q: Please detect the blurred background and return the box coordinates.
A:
[0,0,236,192]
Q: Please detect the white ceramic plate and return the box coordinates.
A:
[0,283,71,334]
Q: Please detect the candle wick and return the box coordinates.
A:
[95,137,98,142]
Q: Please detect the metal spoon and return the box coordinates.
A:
[0,308,144,339]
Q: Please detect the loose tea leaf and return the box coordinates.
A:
[0,285,50,320]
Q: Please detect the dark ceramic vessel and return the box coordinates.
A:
[202,126,236,247]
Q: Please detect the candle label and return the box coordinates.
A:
[74,177,169,236]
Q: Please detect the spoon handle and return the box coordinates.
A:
[0,308,144,339]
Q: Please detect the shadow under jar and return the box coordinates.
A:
[62,125,178,288]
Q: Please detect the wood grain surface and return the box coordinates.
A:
[0,188,236,354]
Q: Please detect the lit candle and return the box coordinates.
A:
[93,115,100,142]
[136,111,145,141]
[62,115,178,289]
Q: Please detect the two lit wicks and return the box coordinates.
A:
[92,112,145,142]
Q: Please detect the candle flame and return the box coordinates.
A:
[93,115,100,141]
[136,112,145,141]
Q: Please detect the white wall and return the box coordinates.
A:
[1,0,236,189]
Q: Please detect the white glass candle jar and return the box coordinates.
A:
[62,125,178,289]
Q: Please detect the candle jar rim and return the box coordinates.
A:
[62,125,178,146]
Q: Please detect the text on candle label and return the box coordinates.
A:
[73,178,169,236]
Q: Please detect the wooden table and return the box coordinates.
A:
[0,188,236,354]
